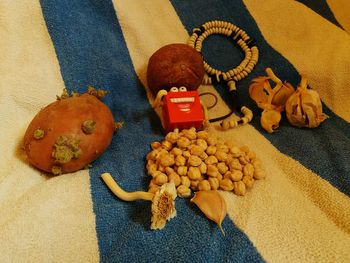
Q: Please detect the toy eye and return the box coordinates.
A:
[170,87,179,92]
[179,86,187,92]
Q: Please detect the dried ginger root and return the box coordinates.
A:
[146,128,266,198]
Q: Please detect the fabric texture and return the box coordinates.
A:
[0,0,349,262]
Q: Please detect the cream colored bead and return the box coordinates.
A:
[170,147,182,156]
[215,151,228,162]
[229,159,242,171]
[206,145,217,155]
[175,155,186,166]
[254,168,266,180]
[150,141,161,150]
[208,177,220,190]
[181,176,191,187]
[177,136,191,149]
[199,162,207,174]
[217,162,229,174]
[162,140,173,151]
[220,178,234,191]
[188,167,202,180]
[153,172,168,186]
[243,163,255,178]
[242,175,254,188]
[205,155,218,165]
[197,130,209,140]
[198,180,211,191]
[165,131,180,144]
[229,170,243,182]
[177,185,192,198]
[188,155,202,167]
[168,173,181,187]
[177,166,188,176]
[190,145,205,156]
[207,164,219,177]
[196,139,208,150]
[233,181,246,196]
[159,153,175,167]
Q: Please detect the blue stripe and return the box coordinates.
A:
[296,0,344,29]
[40,0,264,262]
[171,0,350,196]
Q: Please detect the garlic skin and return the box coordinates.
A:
[260,109,282,133]
[285,75,328,128]
[191,190,227,235]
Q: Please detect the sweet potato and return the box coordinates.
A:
[23,90,118,175]
[147,43,205,95]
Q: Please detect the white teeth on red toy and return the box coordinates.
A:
[170,97,195,103]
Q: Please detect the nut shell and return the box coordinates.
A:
[147,43,205,95]
[23,94,115,174]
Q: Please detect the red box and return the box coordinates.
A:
[163,90,204,133]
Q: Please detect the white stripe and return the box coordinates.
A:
[0,0,99,261]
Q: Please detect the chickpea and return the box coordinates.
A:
[206,145,217,155]
[188,155,202,167]
[220,178,234,191]
[165,166,175,176]
[207,164,219,177]
[177,185,191,198]
[254,168,266,180]
[150,141,161,150]
[243,163,254,178]
[215,151,228,162]
[190,145,205,156]
[208,177,219,190]
[199,151,208,160]
[246,151,256,161]
[150,170,165,178]
[229,170,243,182]
[157,164,166,173]
[197,130,209,140]
[182,150,191,159]
[182,128,197,140]
[242,175,254,188]
[168,173,181,186]
[148,185,160,194]
[198,180,211,191]
[181,176,191,187]
[206,136,217,146]
[196,139,208,150]
[165,131,180,144]
[216,144,229,153]
[154,172,168,185]
[240,145,250,154]
[149,179,158,188]
[234,181,246,196]
[146,162,157,175]
[177,166,188,176]
[239,155,249,165]
[217,162,228,174]
[199,162,207,174]
[190,180,200,191]
[177,137,191,149]
[146,150,158,161]
[162,140,173,151]
[175,155,186,166]
[205,155,218,165]
[188,167,201,180]
[170,147,182,156]
[225,141,235,148]
[217,173,223,181]
[159,153,175,167]
[229,146,241,157]
[252,158,262,169]
[228,159,242,171]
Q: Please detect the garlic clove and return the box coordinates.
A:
[191,190,227,235]
[271,82,295,107]
[249,76,270,109]
[260,109,282,133]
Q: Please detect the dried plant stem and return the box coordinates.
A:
[101,173,153,201]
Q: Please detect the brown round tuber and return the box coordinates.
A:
[23,92,117,175]
[147,43,205,95]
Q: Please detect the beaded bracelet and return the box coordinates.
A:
[188,20,259,128]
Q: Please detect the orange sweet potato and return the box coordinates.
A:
[23,91,117,175]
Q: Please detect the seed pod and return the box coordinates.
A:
[191,190,227,235]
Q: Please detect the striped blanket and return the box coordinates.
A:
[1,0,349,262]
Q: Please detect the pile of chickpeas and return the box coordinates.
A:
[146,128,266,198]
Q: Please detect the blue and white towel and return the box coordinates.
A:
[1,0,350,262]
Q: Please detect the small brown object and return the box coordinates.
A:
[23,93,116,175]
[147,43,205,95]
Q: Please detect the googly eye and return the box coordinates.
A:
[170,87,179,92]
[179,86,187,92]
